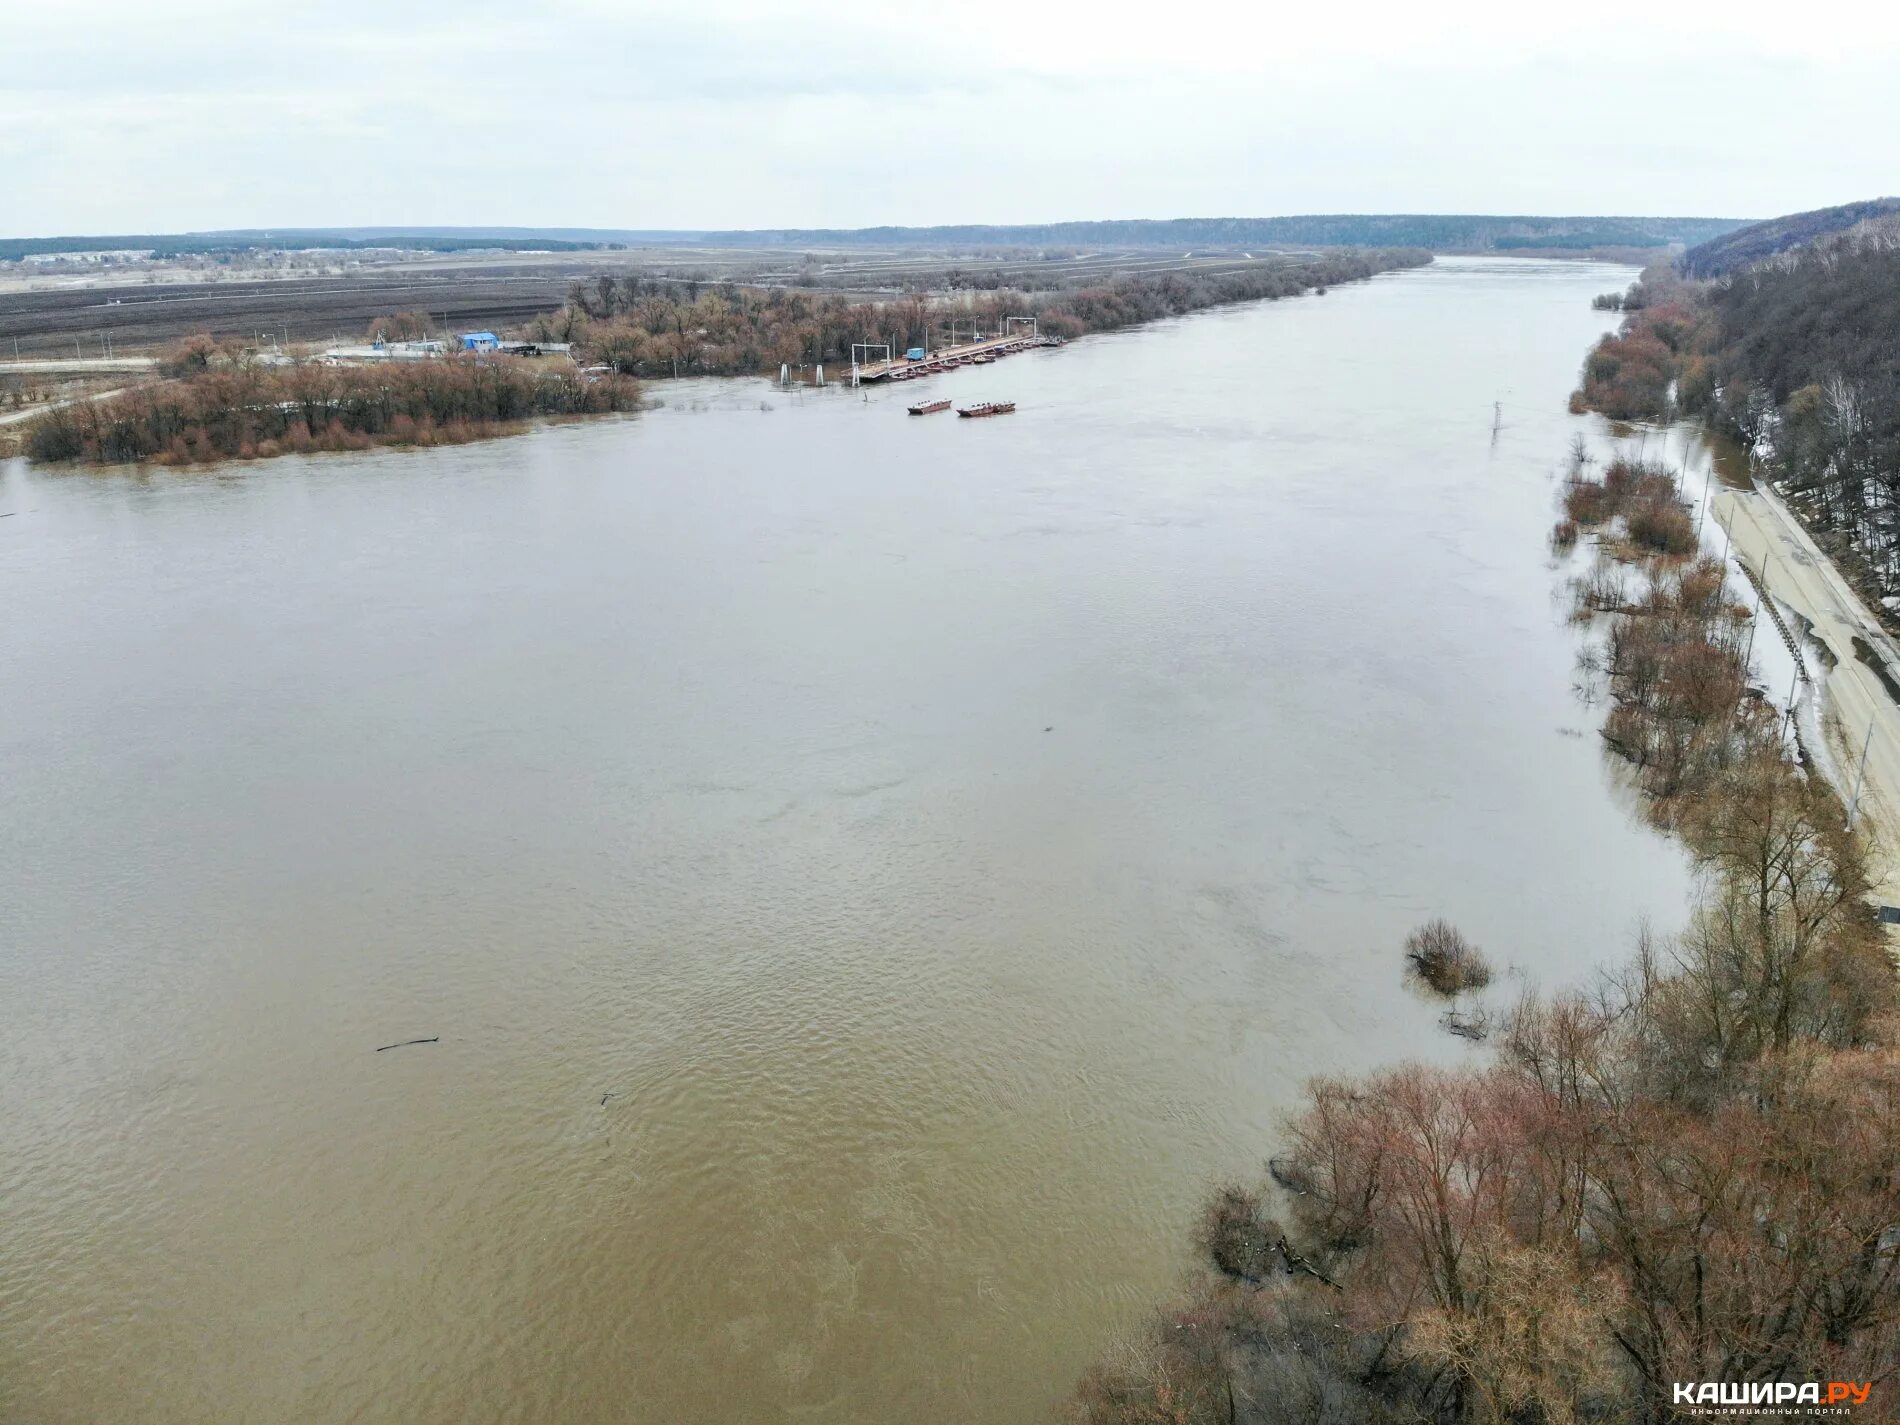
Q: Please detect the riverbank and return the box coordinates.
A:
[1065,426,1900,1420]
[1713,474,1900,912]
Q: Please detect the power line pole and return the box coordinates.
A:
[1849,721,1874,829]
[1743,567,1761,668]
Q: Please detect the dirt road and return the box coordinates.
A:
[1714,482,1900,909]
[0,387,127,428]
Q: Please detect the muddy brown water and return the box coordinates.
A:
[0,257,1691,1423]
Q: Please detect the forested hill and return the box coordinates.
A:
[1680,197,1900,278]
[1577,207,1900,606]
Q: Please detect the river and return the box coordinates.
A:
[0,257,1691,1423]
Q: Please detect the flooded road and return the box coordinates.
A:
[0,258,1691,1423]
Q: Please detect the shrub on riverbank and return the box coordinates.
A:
[24,357,639,465]
[1571,264,1706,422]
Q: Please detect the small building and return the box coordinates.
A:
[460,331,499,351]
[321,339,446,364]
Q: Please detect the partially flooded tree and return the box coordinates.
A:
[1404,920,1493,997]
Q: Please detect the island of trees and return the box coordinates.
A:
[24,349,639,465]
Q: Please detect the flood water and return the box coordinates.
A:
[0,258,1692,1423]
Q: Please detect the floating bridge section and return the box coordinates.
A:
[850,335,1058,385]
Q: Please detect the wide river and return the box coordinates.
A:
[0,257,1692,1423]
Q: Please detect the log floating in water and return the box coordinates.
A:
[375,1036,439,1052]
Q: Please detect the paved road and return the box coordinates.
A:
[1714,483,1900,908]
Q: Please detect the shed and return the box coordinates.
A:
[460,331,499,351]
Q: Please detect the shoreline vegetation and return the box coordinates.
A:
[1066,462,1898,1418]
[21,356,640,465]
[15,249,1430,466]
[537,249,1430,379]
[1572,215,1900,624]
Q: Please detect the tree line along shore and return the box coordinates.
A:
[1067,449,1899,1425]
[1574,210,1900,625]
[1064,208,1900,1425]
[13,249,1430,466]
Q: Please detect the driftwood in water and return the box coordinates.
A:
[1279,1236,1342,1290]
[1440,1008,1489,1041]
[1201,1184,1341,1290]
[375,1036,439,1052]
[1267,1156,1313,1196]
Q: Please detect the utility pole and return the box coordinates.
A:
[1743,568,1761,668]
[1849,721,1874,829]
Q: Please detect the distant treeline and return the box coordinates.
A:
[2,214,1750,262]
[676,214,1743,252]
[25,356,638,464]
[0,232,622,261]
[534,249,1433,378]
[1576,226,1900,602]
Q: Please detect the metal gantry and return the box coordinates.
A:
[849,343,892,388]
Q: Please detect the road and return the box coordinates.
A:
[1713,481,1900,909]
[0,356,156,374]
[0,386,127,431]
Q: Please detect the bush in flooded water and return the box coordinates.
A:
[1067,1277,1421,1425]
[1563,456,1695,558]
[1403,919,1492,996]
[1626,492,1696,556]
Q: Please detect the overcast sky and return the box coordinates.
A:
[6,0,1898,236]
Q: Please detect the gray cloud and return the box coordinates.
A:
[5,1,1897,234]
